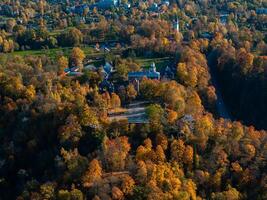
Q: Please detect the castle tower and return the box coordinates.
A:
[150,62,156,72]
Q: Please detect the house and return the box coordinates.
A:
[163,66,174,79]
[149,3,159,12]
[68,72,84,76]
[128,63,160,81]
[104,47,111,52]
[75,16,86,24]
[128,63,160,92]
[84,64,97,71]
[200,32,214,39]
[103,62,114,74]
[99,62,115,79]
[256,8,267,15]
[122,2,131,9]
[97,0,119,9]
[64,66,83,76]
[162,1,170,7]
[99,79,115,93]
[70,4,89,15]
[219,14,229,25]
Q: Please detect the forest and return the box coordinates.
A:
[0,0,266,200]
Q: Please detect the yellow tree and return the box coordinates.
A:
[112,187,124,200]
[211,185,241,200]
[58,56,69,74]
[183,145,193,167]
[231,122,244,141]
[110,93,121,109]
[236,48,254,74]
[170,139,185,164]
[126,84,137,102]
[167,109,178,124]
[80,104,99,128]
[176,62,188,85]
[3,39,10,53]
[162,81,186,111]
[38,0,46,15]
[155,133,168,150]
[136,160,147,183]
[185,91,202,115]
[194,114,213,149]
[70,47,85,68]
[177,62,198,87]
[24,85,36,101]
[182,179,197,200]
[146,104,164,132]
[102,136,131,171]
[82,159,102,188]
[121,175,135,195]
[155,145,166,162]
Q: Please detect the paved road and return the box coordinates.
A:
[108,101,149,123]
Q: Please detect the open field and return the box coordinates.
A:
[10,47,172,71]
[9,46,97,60]
[135,57,173,70]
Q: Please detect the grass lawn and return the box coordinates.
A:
[10,46,97,60]
[134,57,172,70]
[9,45,125,62]
[9,47,173,71]
[49,26,76,37]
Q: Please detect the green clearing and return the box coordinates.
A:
[9,47,173,71]
[49,26,76,36]
[135,57,172,70]
[10,46,97,60]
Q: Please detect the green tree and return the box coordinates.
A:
[146,104,164,132]
[58,56,69,74]
[58,28,83,47]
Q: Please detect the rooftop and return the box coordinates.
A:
[128,62,160,80]
[256,8,267,14]
[128,71,160,79]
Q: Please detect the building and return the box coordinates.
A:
[128,63,160,92]
[149,3,159,12]
[69,4,89,15]
[99,62,115,93]
[97,0,119,9]
[219,14,229,25]
[200,32,214,39]
[163,66,174,79]
[256,8,267,15]
[99,79,114,93]
[63,66,83,76]
[128,63,160,81]
[162,1,170,7]
[104,62,113,72]
[84,64,97,71]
